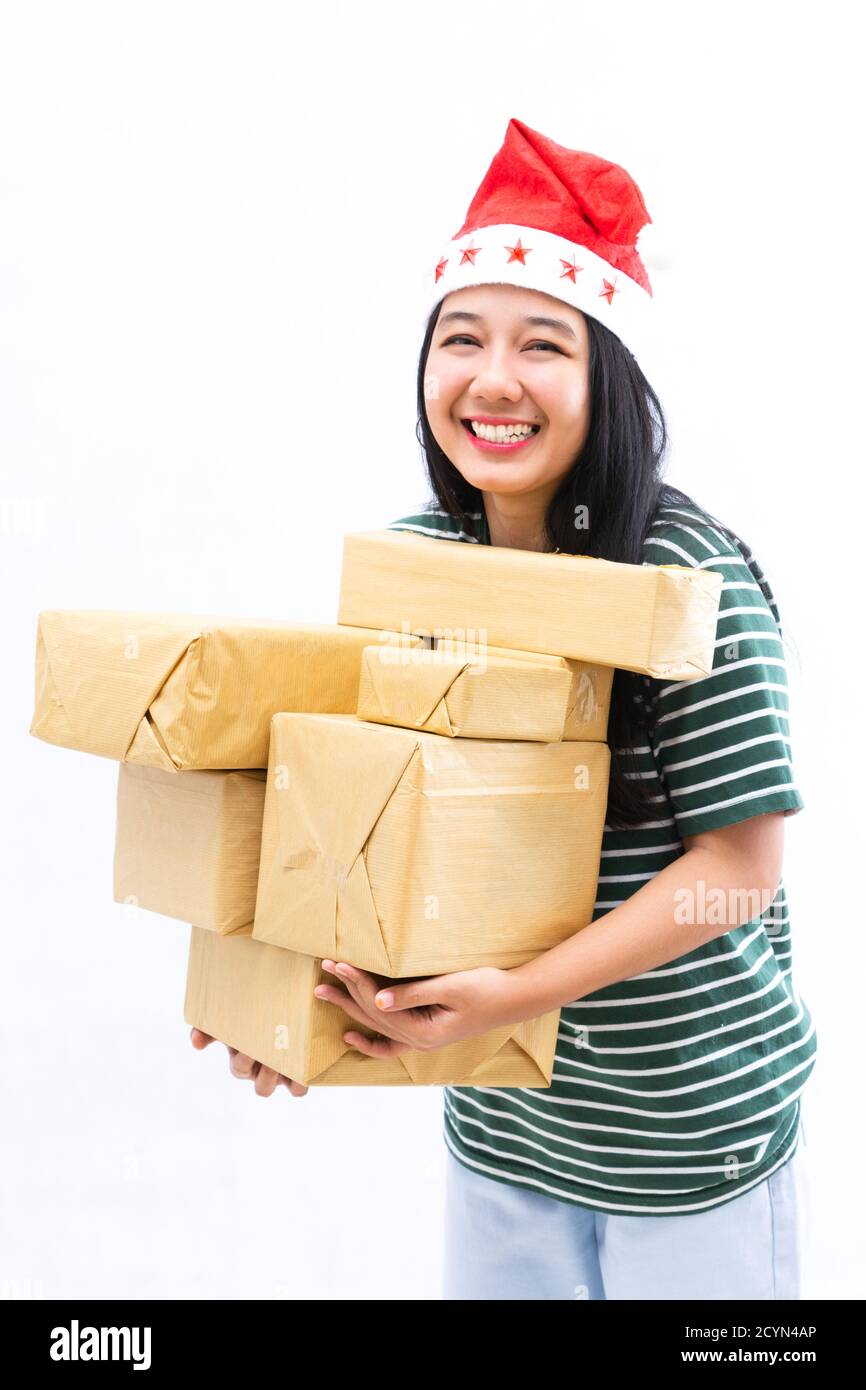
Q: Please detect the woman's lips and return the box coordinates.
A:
[461,420,541,453]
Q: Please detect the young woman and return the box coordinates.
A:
[192,119,817,1300]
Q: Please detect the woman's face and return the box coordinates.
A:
[424,283,591,500]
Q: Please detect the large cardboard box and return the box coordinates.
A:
[29,610,423,769]
[252,712,610,976]
[113,763,266,933]
[338,529,723,679]
[184,925,561,1087]
[356,640,612,742]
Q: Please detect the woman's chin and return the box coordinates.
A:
[456,457,541,490]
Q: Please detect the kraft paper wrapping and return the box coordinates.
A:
[337,530,723,679]
[113,763,266,933]
[432,636,613,741]
[183,925,561,1087]
[357,642,578,741]
[252,712,610,976]
[29,610,424,769]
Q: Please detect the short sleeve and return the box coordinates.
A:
[643,514,805,837]
[384,505,485,543]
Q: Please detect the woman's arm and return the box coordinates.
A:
[313,813,788,1057]
[505,812,787,1018]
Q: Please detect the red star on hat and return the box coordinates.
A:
[505,238,532,265]
[559,256,584,283]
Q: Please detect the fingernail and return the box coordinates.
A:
[376,992,394,1009]
[335,963,352,977]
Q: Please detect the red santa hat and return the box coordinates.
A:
[428,117,655,365]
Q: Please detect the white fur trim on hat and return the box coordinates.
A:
[428,222,652,364]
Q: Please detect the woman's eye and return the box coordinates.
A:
[441,335,561,353]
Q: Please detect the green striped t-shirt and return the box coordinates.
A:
[385,500,817,1216]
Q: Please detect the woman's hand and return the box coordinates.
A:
[189,1027,309,1098]
[313,959,526,1059]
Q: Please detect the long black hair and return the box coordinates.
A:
[414,297,764,829]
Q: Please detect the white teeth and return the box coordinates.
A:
[469,421,538,442]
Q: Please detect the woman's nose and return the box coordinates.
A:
[469,361,523,401]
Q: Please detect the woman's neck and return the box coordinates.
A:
[481,491,551,552]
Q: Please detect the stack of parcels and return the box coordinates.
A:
[29,540,722,1088]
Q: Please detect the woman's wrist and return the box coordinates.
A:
[503,955,575,1021]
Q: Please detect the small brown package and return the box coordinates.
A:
[113,763,266,933]
[338,529,723,678]
[184,925,561,1087]
[30,610,424,769]
[356,640,612,742]
[252,712,610,976]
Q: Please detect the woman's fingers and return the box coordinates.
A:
[191,1027,309,1097]
[321,960,388,1017]
[229,1047,310,1097]
[229,1050,260,1081]
[344,1029,412,1060]
[246,1061,309,1097]
[254,1064,284,1097]
[315,981,403,1040]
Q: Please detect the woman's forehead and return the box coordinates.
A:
[443,282,575,312]
[438,284,585,337]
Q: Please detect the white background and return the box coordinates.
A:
[1,0,861,1300]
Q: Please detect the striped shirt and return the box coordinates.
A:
[385,500,817,1216]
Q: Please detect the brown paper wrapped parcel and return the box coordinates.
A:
[338,530,723,679]
[29,610,424,770]
[113,763,266,933]
[357,638,613,741]
[184,925,561,1087]
[252,711,610,976]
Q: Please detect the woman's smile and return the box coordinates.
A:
[458,416,544,453]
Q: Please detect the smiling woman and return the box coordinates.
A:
[379,116,817,1299]
[188,116,817,1304]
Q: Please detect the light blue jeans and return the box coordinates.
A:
[442,1118,810,1300]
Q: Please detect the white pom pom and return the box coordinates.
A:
[636,222,673,273]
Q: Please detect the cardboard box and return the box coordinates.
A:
[337,529,723,678]
[113,763,266,933]
[184,925,561,1087]
[356,641,601,742]
[252,712,610,975]
[29,610,424,769]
